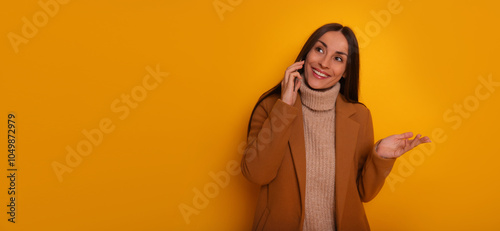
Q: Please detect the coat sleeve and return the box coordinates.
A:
[357,108,396,202]
[241,98,299,185]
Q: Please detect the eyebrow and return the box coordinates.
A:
[318,40,348,56]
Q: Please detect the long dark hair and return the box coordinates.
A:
[247,23,361,134]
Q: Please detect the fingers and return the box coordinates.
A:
[384,132,431,158]
[409,134,422,148]
[283,62,304,91]
[422,136,431,143]
[283,72,301,94]
[285,60,305,74]
[293,74,301,92]
[281,61,304,105]
[285,61,303,79]
[286,60,303,75]
[290,71,302,84]
[407,134,432,151]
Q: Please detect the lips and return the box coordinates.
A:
[311,67,331,79]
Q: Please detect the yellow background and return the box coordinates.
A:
[1,0,499,230]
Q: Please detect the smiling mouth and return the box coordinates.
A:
[312,67,330,79]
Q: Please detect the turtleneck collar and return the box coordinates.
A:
[299,76,341,111]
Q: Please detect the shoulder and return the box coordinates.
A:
[337,94,372,122]
[257,92,281,111]
[353,102,371,117]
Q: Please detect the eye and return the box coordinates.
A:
[335,57,343,62]
[315,47,324,53]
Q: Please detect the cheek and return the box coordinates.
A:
[334,63,347,76]
[305,52,319,63]
[304,54,318,74]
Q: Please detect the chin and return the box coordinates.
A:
[305,76,331,90]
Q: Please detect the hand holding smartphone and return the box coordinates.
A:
[281,60,304,106]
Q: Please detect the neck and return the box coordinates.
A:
[299,78,341,111]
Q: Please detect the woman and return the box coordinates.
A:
[241,23,430,231]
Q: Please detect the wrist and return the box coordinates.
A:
[375,139,394,159]
[375,139,382,153]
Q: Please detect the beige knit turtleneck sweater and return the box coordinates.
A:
[300,78,341,231]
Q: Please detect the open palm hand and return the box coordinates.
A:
[376,132,431,159]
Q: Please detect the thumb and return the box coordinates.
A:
[397,132,413,139]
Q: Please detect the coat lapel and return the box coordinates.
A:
[288,94,307,222]
[287,94,360,228]
[335,95,359,226]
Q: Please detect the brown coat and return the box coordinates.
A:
[241,92,396,231]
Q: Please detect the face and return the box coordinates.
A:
[303,31,348,90]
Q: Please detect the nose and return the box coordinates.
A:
[318,56,329,69]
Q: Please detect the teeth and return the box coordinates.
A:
[313,69,328,77]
